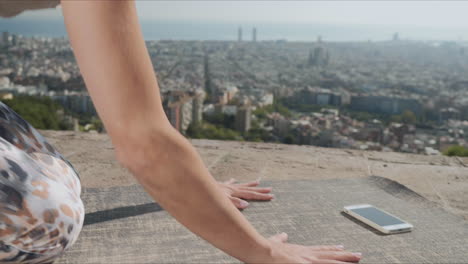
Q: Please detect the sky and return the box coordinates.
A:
[10,1,468,29]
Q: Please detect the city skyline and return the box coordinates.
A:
[3,1,468,29]
[2,1,468,42]
[1,24,468,155]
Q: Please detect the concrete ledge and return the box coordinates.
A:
[57,177,468,263]
[41,130,468,220]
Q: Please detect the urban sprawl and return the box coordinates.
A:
[1,29,468,156]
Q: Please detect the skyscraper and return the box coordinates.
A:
[252,27,257,42]
[235,106,251,133]
[192,90,205,124]
[308,47,329,67]
[317,35,322,43]
[238,27,242,42]
[2,31,10,45]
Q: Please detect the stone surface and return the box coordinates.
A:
[34,130,468,263]
[56,177,468,263]
[41,130,468,220]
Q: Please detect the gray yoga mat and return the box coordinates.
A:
[57,176,468,263]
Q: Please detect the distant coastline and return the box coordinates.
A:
[0,18,466,42]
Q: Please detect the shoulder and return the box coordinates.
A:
[0,0,60,18]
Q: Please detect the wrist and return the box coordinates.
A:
[244,237,274,264]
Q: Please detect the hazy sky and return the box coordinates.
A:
[10,1,468,28]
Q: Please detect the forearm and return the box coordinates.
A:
[119,124,271,263]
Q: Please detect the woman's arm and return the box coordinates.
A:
[61,1,361,263]
[61,1,271,262]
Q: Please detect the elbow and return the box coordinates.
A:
[112,122,180,179]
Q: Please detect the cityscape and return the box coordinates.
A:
[1,28,468,156]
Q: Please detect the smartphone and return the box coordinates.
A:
[343,204,413,234]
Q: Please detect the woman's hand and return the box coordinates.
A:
[216,179,363,263]
[264,233,362,264]
[217,178,274,209]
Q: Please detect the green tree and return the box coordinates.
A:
[91,118,104,132]
[253,101,292,120]
[253,107,268,119]
[392,110,417,124]
[1,95,69,130]
[283,133,296,144]
[186,121,240,141]
[443,145,468,157]
[204,113,236,130]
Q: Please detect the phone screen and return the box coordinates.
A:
[351,207,405,226]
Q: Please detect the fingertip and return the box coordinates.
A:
[240,200,249,208]
[281,232,288,241]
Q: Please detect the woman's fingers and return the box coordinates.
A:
[223,178,236,184]
[239,186,273,193]
[268,232,288,243]
[313,251,362,262]
[220,179,274,202]
[303,257,349,264]
[308,245,345,251]
[266,233,358,263]
[233,190,274,200]
[229,196,249,209]
[237,179,260,187]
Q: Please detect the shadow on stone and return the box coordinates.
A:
[83,203,164,226]
[368,176,427,203]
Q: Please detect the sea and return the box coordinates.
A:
[0,18,467,42]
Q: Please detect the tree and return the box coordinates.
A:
[283,133,295,144]
[401,110,417,124]
[253,101,292,119]
[1,95,70,130]
[91,118,104,132]
[186,121,240,141]
[444,145,468,157]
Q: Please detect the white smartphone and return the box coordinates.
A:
[343,204,413,234]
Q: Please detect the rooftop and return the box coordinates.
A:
[40,130,468,263]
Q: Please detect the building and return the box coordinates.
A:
[52,93,97,115]
[2,31,10,45]
[225,85,238,102]
[440,108,460,123]
[268,112,289,137]
[308,46,329,67]
[235,105,251,133]
[164,97,193,133]
[238,27,243,42]
[292,88,342,106]
[215,90,229,105]
[179,97,193,132]
[0,77,10,88]
[350,95,422,115]
[165,102,181,131]
[258,93,274,106]
[0,92,13,100]
[252,27,257,42]
[162,90,205,133]
[192,91,205,124]
[215,104,237,115]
